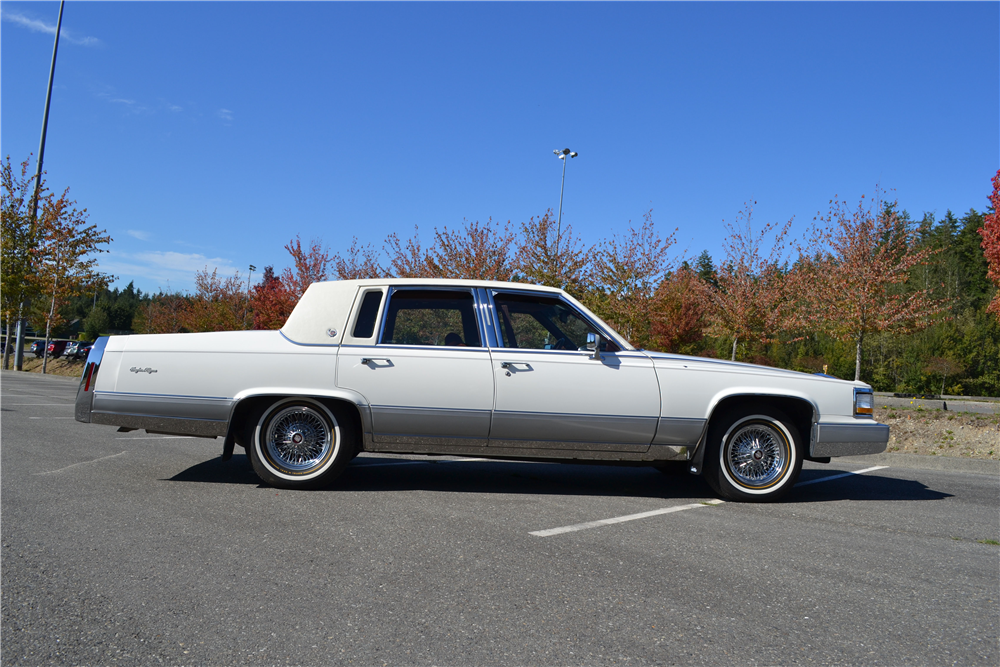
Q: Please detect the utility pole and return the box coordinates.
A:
[15,0,65,371]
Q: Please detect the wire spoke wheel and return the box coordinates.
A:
[265,406,333,473]
[724,422,789,489]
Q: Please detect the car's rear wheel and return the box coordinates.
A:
[249,397,356,489]
[704,407,802,502]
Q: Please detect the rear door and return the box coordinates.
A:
[337,287,495,447]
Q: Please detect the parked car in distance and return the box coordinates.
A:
[72,341,94,361]
[47,340,71,359]
[75,279,889,501]
[65,341,94,361]
[30,341,45,358]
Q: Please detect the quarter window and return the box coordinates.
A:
[352,291,384,339]
[380,290,482,347]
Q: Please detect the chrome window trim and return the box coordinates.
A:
[487,287,621,351]
[376,285,486,349]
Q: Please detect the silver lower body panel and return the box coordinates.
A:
[91,412,227,437]
[88,391,232,438]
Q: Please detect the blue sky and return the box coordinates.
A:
[2,1,997,294]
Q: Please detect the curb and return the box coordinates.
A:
[837,452,1000,476]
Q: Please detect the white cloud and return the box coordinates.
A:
[217,108,234,123]
[1,9,102,46]
[101,250,241,293]
[126,230,151,241]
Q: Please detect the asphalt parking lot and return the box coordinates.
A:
[3,371,998,666]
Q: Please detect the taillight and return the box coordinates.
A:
[83,363,95,392]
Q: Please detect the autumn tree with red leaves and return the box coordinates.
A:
[586,211,675,349]
[978,169,1000,318]
[700,203,796,361]
[426,218,517,281]
[31,188,114,373]
[384,226,434,278]
[332,237,383,280]
[649,266,708,353]
[800,188,950,381]
[250,266,295,330]
[514,209,590,296]
[281,236,332,299]
[132,291,189,334]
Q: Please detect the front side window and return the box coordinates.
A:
[492,292,613,351]
[380,290,482,347]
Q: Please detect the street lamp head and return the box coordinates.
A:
[569,152,578,158]
[561,148,571,155]
[553,149,562,156]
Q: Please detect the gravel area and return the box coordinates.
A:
[875,404,1000,460]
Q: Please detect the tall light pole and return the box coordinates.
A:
[243,264,256,329]
[15,0,65,371]
[552,148,578,259]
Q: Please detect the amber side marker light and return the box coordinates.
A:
[854,390,874,417]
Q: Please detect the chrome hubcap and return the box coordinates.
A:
[725,422,788,488]
[265,406,333,472]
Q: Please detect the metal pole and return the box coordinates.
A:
[15,0,65,371]
[556,155,567,259]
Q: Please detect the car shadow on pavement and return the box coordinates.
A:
[789,469,953,503]
[168,453,715,499]
[168,456,953,503]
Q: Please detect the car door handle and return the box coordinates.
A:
[500,361,531,369]
[361,357,391,365]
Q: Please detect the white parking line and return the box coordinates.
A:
[35,451,128,475]
[29,417,74,420]
[531,465,890,537]
[795,465,888,487]
[115,436,194,440]
[5,403,71,406]
[531,500,725,537]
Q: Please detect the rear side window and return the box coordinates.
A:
[380,290,481,347]
[352,291,383,339]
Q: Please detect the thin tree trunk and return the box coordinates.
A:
[854,334,863,382]
[731,336,738,361]
[2,318,11,370]
[42,277,58,375]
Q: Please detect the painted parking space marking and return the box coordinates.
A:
[532,465,890,537]
[35,451,128,475]
[795,465,888,487]
[531,500,726,537]
[115,436,194,440]
[5,403,72,406]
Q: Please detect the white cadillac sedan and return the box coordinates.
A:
[75,279,888,501]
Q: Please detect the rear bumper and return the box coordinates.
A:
[811,422,890,457]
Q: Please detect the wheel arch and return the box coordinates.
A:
[226,388,370,450]
[689,391,817,474]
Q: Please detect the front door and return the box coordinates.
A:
[488,290,660,452]
[337,288,494,448]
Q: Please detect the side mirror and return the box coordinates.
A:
[586,332,603,361]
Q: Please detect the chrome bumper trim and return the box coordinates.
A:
[811,422,890,457]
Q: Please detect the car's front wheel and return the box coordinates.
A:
[249,397,356,490]
[704,407,802,502]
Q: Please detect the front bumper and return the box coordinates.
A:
[810,421,890,457]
